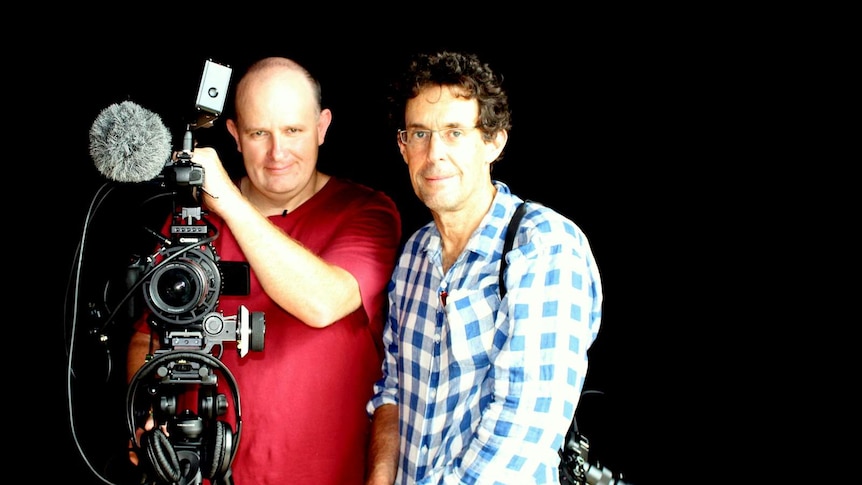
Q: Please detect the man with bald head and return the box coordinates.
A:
[127,57,401,484]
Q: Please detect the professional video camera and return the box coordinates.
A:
[126,130,265,358]
[71,59,265,485]
[89,59,265,359]
[120,60,263,485]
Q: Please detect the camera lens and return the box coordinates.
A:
[151,261,206,313]
[145,247,221,326]
[158,266,198,307]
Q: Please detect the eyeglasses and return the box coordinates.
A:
[397,127,478,147]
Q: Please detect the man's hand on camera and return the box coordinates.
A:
[186,147,241,217]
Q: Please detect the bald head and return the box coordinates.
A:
[234,57,322,119]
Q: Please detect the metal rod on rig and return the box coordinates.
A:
[183,125,194,153]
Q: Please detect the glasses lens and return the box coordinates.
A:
[400,127,475,146]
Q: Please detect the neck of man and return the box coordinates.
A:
[240,172,330,217]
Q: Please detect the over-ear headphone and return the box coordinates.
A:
[127,351,242,484]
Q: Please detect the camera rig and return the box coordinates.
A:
[121,60,263,485]
[121,59,264,359]
[130,140,265,358]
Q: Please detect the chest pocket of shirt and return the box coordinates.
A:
[442,284,499,369]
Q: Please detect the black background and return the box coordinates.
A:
[39,20,737,484]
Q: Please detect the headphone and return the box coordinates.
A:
[127,351,242,484]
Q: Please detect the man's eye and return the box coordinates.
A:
[414,131,429,139]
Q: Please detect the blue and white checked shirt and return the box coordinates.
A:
[368,182,603,485]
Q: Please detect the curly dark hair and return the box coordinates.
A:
[388,51,512,146]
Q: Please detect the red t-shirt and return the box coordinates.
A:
[135,177,401,484]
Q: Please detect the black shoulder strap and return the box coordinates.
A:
[497,200,590,474]
[499,201,530,299]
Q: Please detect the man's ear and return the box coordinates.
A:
[398,138,409,164]
[486,129,508,164]
[317,108,333,146]
[226,119,242,153]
